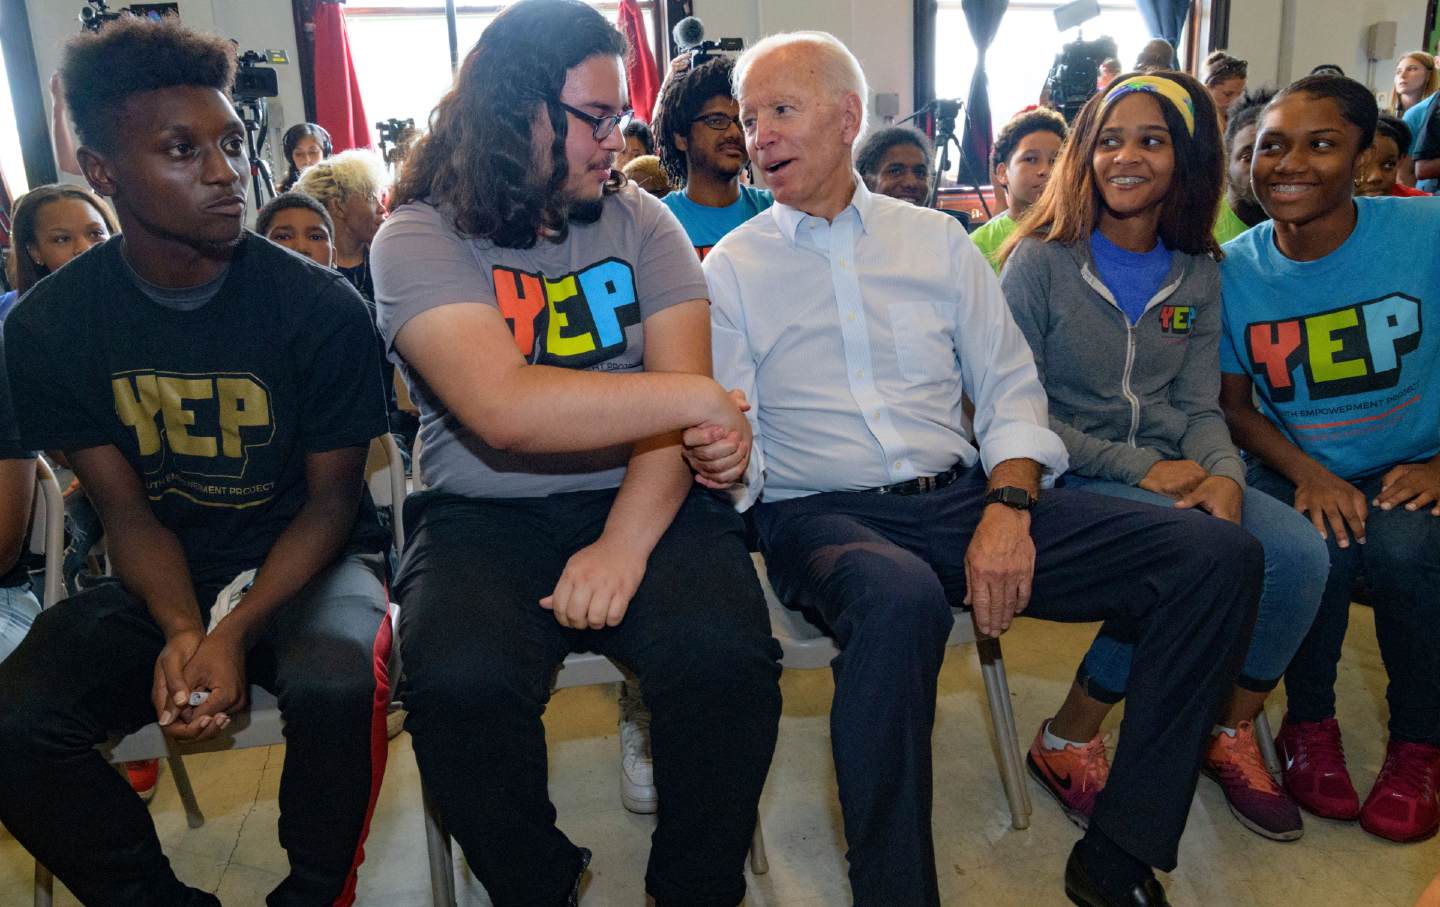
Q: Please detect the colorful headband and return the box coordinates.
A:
[1102,75,1196,136]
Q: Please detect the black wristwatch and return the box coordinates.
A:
[983,486,1035,511]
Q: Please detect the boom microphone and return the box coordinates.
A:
[673,16,705,51]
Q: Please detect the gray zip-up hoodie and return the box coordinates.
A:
[999,235,1245,487]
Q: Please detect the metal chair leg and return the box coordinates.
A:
[33,863,53,907]
[1255,709,1282,776]
[166,753,206,829]
[748,818,769,874]
[976,634,1031,830]
[422,780,457,907]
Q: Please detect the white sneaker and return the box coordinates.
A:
[618,681,657,814]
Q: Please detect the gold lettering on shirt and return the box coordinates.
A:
[158,376,217,457]
[112,373,163,456]
[216,378,270,458]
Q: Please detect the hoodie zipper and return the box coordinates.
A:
[1077,260,1175,449]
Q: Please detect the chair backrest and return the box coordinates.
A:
[32,456,64,608]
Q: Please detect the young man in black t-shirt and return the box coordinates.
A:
[0,20,392,907]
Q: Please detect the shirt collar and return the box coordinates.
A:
[769,170,873,243]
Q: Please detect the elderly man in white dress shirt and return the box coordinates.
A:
[684,31,1264,907]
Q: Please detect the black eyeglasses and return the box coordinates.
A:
[691,112,743,132]
[558,101,635,141]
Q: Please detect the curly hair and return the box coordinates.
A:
[61,16,236,155]
[652,57,736,187]
[391,0,628,249]
[990,107,1067,170]
[295,148,388,210]
[1224,86,1276,146]
[255,191,335,240]
[854,126,933,181]
[5,184,119,293]
[999,70,1225,266]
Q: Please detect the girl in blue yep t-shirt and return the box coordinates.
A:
[1219,75,1440,845]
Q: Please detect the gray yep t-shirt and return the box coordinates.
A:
[372,183,708,498]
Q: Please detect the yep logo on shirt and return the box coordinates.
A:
[493,258,641,369]
[1244,293,1421,403]
[1159,305,1193,335]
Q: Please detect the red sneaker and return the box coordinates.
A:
[1276,716,1360,820]
[126,758,160,803]
[1360,740,1440,843]
[1026,720,1109,830]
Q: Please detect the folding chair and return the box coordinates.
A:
[32,435,408,907]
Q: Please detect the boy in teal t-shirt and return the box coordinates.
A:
[973,108,1066,271]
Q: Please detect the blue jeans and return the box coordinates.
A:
[1248,462,1440,745]
[1068,476,1328,701]
[0,583,40,664]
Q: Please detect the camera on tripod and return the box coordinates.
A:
[1044,35,1117,122]
[78,1,177,33]
[234,50,280,101]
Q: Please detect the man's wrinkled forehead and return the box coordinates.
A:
[740,49,830,110]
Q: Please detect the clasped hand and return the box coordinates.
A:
[541,538,647,630]
[682,388,752,489]
[152,626,246,741]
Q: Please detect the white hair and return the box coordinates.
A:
[294,147,388,208]
[733,31,870,145]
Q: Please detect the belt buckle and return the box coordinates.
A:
[916,475,935,493]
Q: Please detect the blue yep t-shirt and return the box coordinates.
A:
[1089,229,1173,325]
[1219,196,1440,480]
[661,184,773,260]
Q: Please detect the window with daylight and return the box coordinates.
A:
[345,1,658,131]
[932,0,1157,181]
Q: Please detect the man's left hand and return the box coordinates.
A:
[964,504,1035,637]
[1174,475,1243,524]
[541,538,647,630]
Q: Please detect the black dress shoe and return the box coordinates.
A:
[1065,847,1171,906]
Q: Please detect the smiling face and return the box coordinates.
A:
[617,133,648,169]
[1252,92,1366,227]
[869,142,930,205]
[82,85,248,251]
[26,197,112,275]
[1353,133,1402,197]
[677,94,748,182]
[264,206,334,266]
[738,45,863,217]
[998,129,1062,213]
[1092,92,1176,221]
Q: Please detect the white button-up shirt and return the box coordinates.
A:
[703,176,1068,510]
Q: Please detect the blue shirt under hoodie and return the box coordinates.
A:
[1219,196,1440,480]
[1089,229,1173,325]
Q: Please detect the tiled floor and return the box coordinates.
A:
[2,605,1436,905]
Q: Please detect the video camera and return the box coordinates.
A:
[377,118,418,167]
[672,17,744,68]
[1044,35,1117,122]
[78,1,176,33]
[234,49,280,102]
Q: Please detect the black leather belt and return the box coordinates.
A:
[863,463,966,496]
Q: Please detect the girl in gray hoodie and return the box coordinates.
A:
[997,70,1328,844]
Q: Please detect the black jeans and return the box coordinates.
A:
[752,466,1262,907]
[1249,462,1440,745]
[0,554,392,907]
[395,486,782,907]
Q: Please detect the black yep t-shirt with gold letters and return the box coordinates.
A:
[4,233,389,586]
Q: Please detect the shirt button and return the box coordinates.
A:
[847,313,857,322]
[855,368,864,378]
[872,410,882,419]
[894,460,904,469]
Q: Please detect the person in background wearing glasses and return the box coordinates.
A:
[370,1,781,904]
[653,56,773,260]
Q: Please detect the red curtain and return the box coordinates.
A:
[618,0,660,123]
[312,2,374,151]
